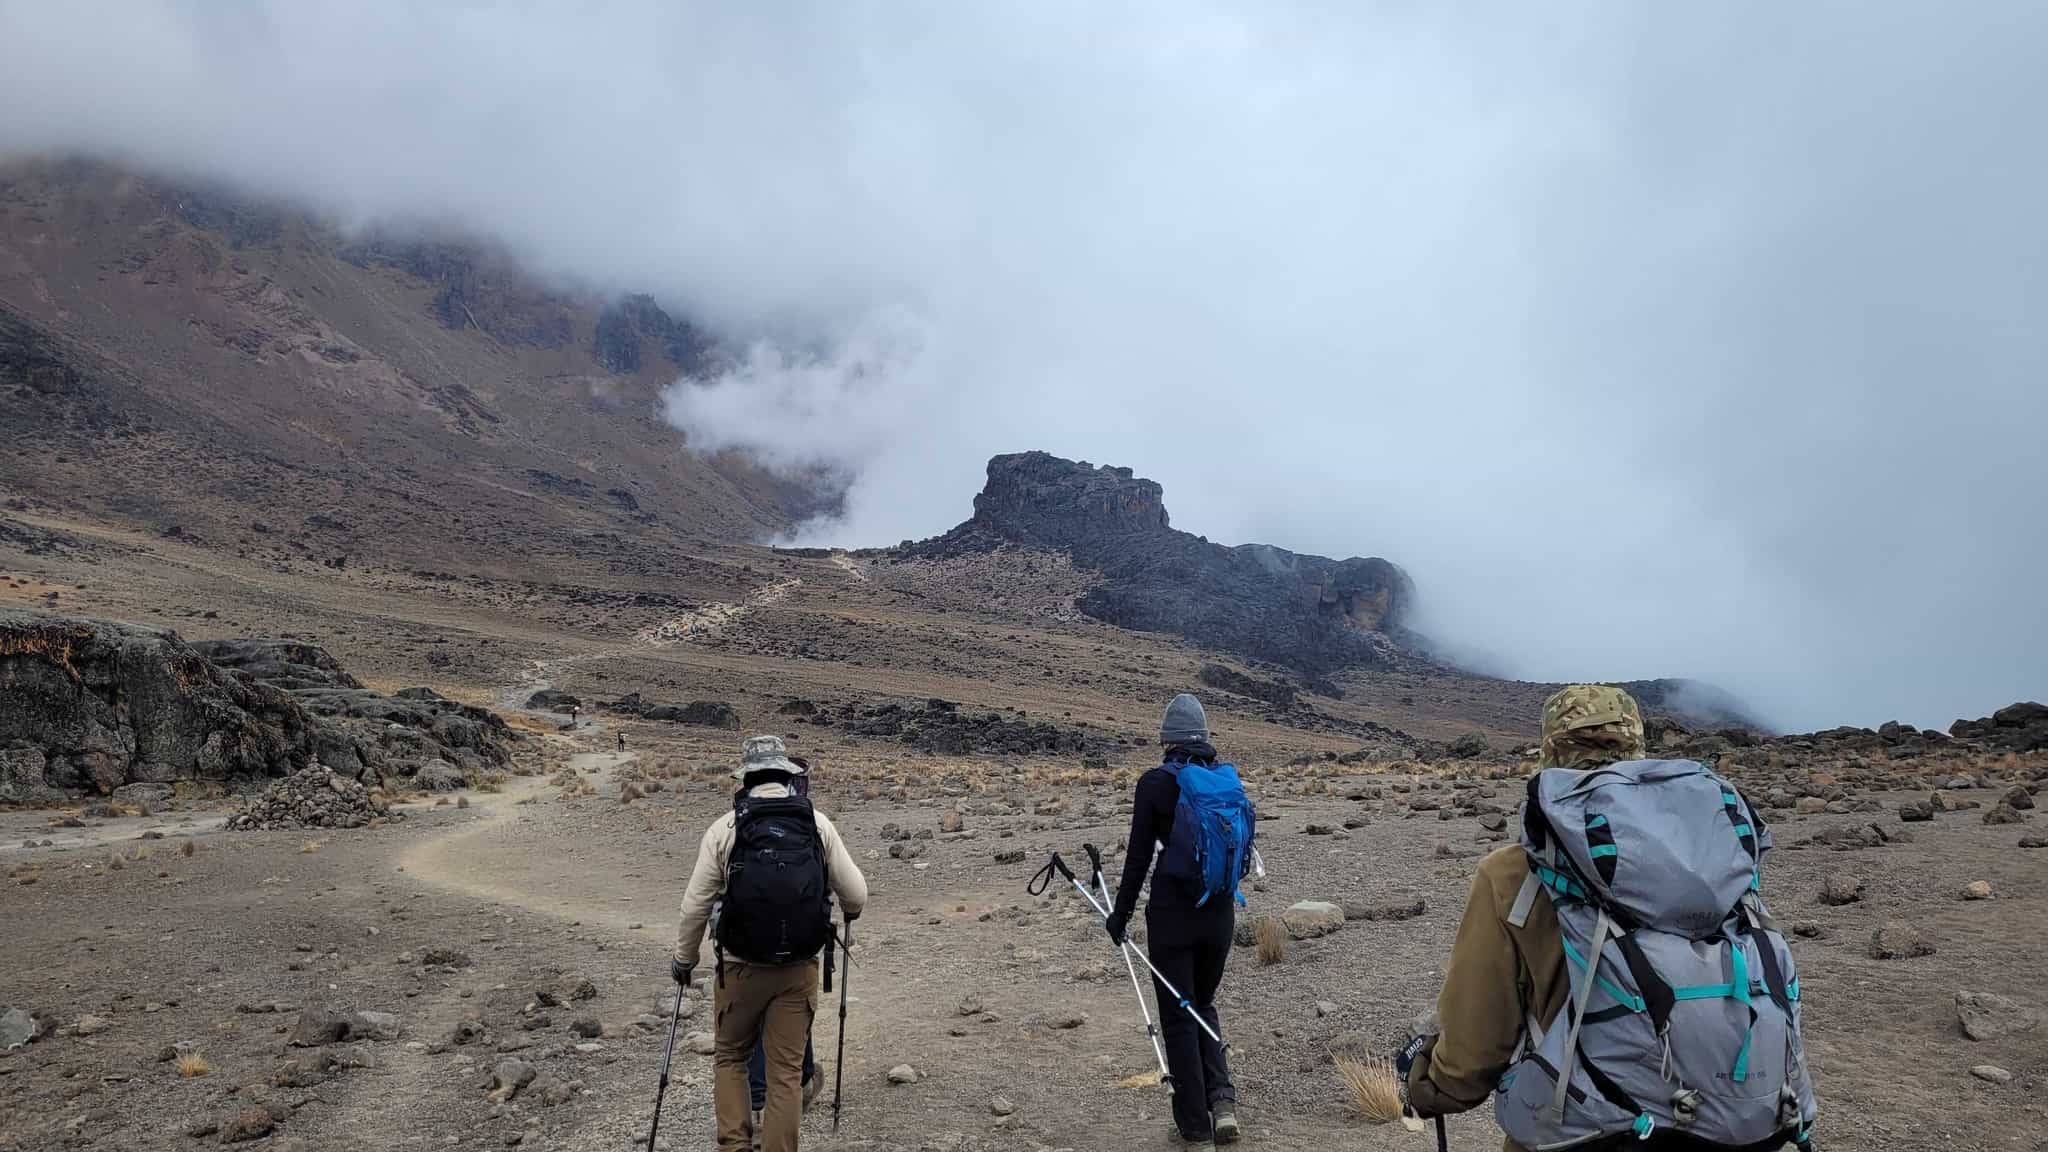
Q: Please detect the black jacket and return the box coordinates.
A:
[1111,742,1219,919]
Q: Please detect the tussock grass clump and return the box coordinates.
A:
[300,840,321,854]
[1335,1052,1403,1123]
[174,1051,211,1078]
[619,782,644,804]
[1254,916,1287,966]
[178,840,196,857]
[106,851,125,871]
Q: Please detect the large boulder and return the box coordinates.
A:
[0,611,514,803]
[0,610,313,797]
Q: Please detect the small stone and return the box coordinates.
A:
[685,1031,716,1056]
[569,1017,602,1039]
[489,1058,538,1102]
[1281,900,1346,940]
[1791,922,1825,940]
[1867,921,1934,960]
[990,1096,1015,1116]
[1956,991,2039,1042]
[2020,836,2048,849]
[1819,873,1863,907]
[1,1007,37,1051]
[1962,881,1993,901]
[218,1108,274,1143]
[73,1014,110,1037]
[957,994,985,1017]
[888,1064,920,1084]
[1303,823,1333,836]
[290,1008,350,1047]
[1315,1001,1338,1019]
[1897,801,1934,823]
[1971,1065,2014,1085]
[347,1011,403,1041]
[2003,785,2036,812]
[993,850,1025,865]
[940,810,964,833]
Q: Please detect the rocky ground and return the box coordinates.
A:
[3,505,2046,1152]
[3,720,2043,1152]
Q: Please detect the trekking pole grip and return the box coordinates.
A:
[1083,842,1104,885]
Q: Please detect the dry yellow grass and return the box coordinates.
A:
[1115,1068,1165,1089]
[174,1051,211,1078]
[300,840,321,854]
[1254,916,1287,966]
[1334,1053,1403,1123]
[105,851,125,871]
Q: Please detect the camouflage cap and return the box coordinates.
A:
[1539,684,1646,769]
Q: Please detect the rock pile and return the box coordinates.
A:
[226,767,394,830]
[603,692,739,729]
[826,698,1107,758]
[0,611,514,804]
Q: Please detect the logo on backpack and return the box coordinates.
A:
[1499,759,1817,1151]
[1159,761,1256,907]
[716,793,833,966]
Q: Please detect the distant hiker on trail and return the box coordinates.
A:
[617,730,626,753]
[1399,685,1817,1151]
[1106,693,1251,1149]
[570,704,580,726]
[672,737,867,1152]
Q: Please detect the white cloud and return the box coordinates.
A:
[5,1,2044,728]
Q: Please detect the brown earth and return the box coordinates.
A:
[3,523,2045,1152]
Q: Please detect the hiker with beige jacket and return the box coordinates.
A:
[672,735,868,1152]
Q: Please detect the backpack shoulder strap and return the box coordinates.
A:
[1508,871,1545,929]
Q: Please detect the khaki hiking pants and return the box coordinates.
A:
[714,957,820,1152]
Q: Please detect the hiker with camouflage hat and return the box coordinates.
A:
[673,737,867,1152]
[1399,686,1645,1149]
[1106,693,1249,1150]
[1400,685,1817,1151]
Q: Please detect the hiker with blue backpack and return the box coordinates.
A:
[1105,693,1256,1150]
[1398,685,1818,1152]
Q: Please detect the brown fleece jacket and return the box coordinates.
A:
[1406,845,1569,1152]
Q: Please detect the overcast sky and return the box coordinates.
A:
[3,2,2043,730]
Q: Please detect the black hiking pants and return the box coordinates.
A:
[1147,898,1235,1139]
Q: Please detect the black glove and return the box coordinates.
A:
[1104,909,1129,946]
[671,958,692,987]
[1394,1031,1429,1080]
[843,907,860,923]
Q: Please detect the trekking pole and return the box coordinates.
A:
[1435,1116,1448,1152]
[1084,844,1170,1083]
[831,919,851,1132]
[1028,850,1229,1052]
[645,982,684,1152]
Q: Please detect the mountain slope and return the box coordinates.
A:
[0,157,829,584]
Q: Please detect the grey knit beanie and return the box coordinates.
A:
[1159,693,1210,745]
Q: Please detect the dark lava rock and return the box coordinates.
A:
[894,452,1412,675]
[0,610,314,800]
[605,693,740,730]
[1196,663,1296,710]
[525,690,581,713]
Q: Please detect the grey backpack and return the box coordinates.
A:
[1495,760,1817,1150]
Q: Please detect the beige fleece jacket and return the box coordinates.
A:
[672,782,868,971]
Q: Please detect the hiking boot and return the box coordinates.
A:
[1175,1127,1216,1152]
[802,1068,822,1113]
[1212,1101,1241,1145]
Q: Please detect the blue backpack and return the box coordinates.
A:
[1160,761,1257,906]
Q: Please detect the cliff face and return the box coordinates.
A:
[901,452,1414,675]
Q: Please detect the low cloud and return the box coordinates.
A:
[5,2,2044,729]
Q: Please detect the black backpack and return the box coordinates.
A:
[716,791,833,966]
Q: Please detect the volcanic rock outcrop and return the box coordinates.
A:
[898,452,1414,675]
[0,610,511,803]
